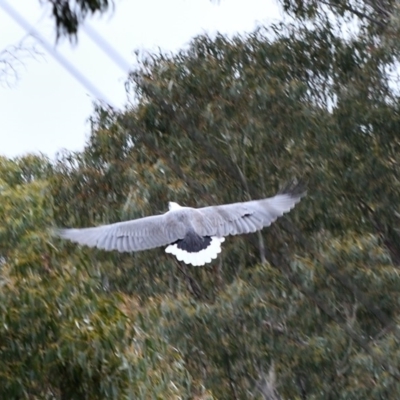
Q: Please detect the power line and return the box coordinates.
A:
[82,23,131,73]
[0,0,117,108]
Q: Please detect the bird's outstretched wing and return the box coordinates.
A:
[55,213,185,252]
[197,181,306,237]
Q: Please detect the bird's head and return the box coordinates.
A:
[168,201,182,211]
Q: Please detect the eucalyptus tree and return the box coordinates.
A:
[48,20,400,396]
[0,156,202,399]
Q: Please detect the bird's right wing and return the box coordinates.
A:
[55,213,185,253]
[197,183,306,237]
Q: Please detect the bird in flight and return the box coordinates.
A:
[55,182,305,266]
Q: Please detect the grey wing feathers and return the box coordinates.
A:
[198,182,306,237]
[55,214,182,253]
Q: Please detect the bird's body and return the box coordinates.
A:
[55,182,305,266]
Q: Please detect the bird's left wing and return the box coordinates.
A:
[197,183,306,237]
[55,213,185,253]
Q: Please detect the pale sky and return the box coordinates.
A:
[0,0,281,158]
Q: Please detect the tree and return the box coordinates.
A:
[0,156,206,399]
[40,0,113,40]
[0,38,44,86]
[48,24,400,396]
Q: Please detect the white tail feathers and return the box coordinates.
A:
[165,236,225,266]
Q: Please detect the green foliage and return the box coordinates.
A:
[40,0,113,40]
[155,234,400,399]
[0,157,202,398]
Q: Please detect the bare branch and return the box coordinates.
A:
[0,36,45,87]
[256,362,282,400]
[317,0,388,28]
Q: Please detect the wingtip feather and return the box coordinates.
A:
[52,227,69,239]
[278,179,307,199]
